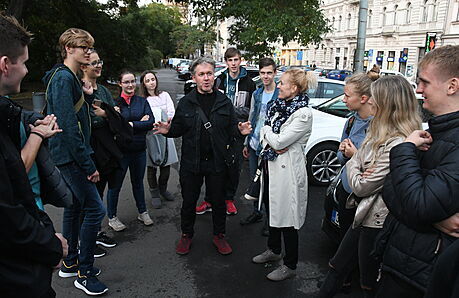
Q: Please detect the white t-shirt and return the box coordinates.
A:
[146,92,175,120]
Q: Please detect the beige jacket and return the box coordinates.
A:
[346,136,404,229]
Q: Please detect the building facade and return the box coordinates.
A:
[279,0,459,78]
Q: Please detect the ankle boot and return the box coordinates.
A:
[150,188,162,209]
[159,185,174,201]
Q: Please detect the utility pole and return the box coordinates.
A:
[354,0,368,73]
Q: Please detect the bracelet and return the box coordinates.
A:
[30,131,45,140]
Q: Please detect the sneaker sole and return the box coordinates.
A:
[137,218,154,226]
[94,252,106,258]
[196,208,212,215]
[226,211,237,215]
[108,224,126,232]
[74,280,108,296]
[96,241,116,248]
[266,272,296,282]
[59,270,78,278]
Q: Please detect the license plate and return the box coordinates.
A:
[331,210,339,226]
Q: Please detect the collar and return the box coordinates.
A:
[121,91,134,105]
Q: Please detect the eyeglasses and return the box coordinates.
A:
[87,60,103,67]
[121,80,136,85]
[76,46,95,54]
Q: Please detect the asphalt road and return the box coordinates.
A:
[42,68,362,297]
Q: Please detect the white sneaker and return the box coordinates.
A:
[108,217,126,232]
[138,211,153,226]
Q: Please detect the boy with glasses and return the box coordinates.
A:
[44,28,108,295]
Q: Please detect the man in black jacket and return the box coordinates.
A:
[0,14,66,297]
[378,45,459,297]
[196,48,256,216]
[154,57,251,256]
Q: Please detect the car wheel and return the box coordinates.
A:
[306,142,342,186]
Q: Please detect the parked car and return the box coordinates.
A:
[306,78,345,106]
[327,70,352,81]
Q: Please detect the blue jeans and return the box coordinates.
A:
[248,146,263,215]
[60,163,106,276]
[106,150,147,218]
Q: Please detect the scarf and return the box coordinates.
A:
[260,93,309,161]
[121,91,133,105]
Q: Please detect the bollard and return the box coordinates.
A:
[32,92,45,113]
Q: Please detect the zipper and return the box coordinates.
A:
[434,236,442,254]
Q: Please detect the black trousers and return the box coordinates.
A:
[147,165,170,189]
[262,160,298,270]
[336,182,356,240]
[180,160,227,236]
[376,272,424,298]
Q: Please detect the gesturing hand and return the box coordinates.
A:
[238,121,252,135]
[405,130,433,151]
[30,114,62,139]
[153,120,171,135]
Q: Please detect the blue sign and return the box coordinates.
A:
[368,49,374,57]
[376,57,383,62]
[297,51,303,61]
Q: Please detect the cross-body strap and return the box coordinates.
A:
[196,106,214,134]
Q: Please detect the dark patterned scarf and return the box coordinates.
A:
[260,93,309,161]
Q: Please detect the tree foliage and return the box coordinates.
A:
[171,25,216,57]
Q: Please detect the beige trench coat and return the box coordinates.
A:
[259,107,312,229]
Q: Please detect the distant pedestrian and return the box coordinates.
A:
[319,76,422,297]
[251,69,315,281]
[139,70,178,209]
[106,70,154,232]
[154,57,252,256]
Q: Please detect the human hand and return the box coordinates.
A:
[434,213,459,238]
[242,146,249,159]
[87,170,100,183]
[114,106,121,113]
[275,147,289,155]
[362,168,375,178]
[29,115,62,139]
[238,121,252,135]
[153,120,171,135]
[343,139,357,158]
[405,130,432,151]
[92,104,107,118]
[82,80,93,95]
[140,115,150,122]
[339,139,347,152]
[55,233,68,258]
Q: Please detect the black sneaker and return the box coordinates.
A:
[59,261,101,278]
[96,232,117,248]
[240,212,263,225]
[94,245,107,258]
[74,274,108,296]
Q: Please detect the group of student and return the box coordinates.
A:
[1,12,459,298]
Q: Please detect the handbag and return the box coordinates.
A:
[244,145,270,201]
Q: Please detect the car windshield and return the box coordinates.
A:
[315,95,352,118]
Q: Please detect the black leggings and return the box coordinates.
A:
[147,165,170,189]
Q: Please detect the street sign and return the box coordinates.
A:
[425,33,437,53]
[297,51,303,61]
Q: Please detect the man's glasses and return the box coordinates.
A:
[87,60,103,67]
[121,80,136,85]
[76,46,95,54]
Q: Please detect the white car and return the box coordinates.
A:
[306,78,345,107]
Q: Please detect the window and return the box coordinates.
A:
[347,13,352,29]
[422,0,428,22]
[368,10,372,28]
[382,7,387,26]
[394,5,398,24]
[406,3,412,24]
[332,16,336,30]
[338,15,342,30]
[432,0,438,21]
[322,82,345,99]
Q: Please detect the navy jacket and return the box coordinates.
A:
[380,110,459,291]
[116,95,154,152]
[43,64,96,175]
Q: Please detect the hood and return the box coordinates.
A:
[226,66,248,81]
[42,63,68,85]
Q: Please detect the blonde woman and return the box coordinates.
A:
[251,69,316,281]
[319,76,422,297]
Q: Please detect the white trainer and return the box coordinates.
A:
[138,211,153,226]
[108,216,126,232]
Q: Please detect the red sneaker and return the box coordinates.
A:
[176,234,192,255]
[213,233,232,255]
[196,201,212,214]
[225,200,237,215]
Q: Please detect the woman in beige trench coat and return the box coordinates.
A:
[251,68,316,281]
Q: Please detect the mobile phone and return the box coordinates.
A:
[93,99,102,107]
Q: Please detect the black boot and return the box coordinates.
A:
[318,268,342,298]
[150,188,162,209]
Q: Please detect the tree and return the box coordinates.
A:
[171,25,216,57]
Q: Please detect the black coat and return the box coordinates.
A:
[165,89,241,173]
[0,96,62,296]
[380,110,459,291]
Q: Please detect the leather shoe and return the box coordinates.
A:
[240,212,263,225]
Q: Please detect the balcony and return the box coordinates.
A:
[381,25,397,36]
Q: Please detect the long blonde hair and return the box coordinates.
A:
[363,76,422,163]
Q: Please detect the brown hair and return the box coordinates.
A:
[224,47,241,60]
[259,57,276,70]
[59,28,94,59]
[419,45,459,81]
[139,70,161,97]
[284,68,318,94]
[345,73,374,98]
[0,14,32,62]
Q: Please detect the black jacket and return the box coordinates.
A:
[380,110,459,291]
[165,89,241,173]
[0,96,62,296]
[217,68,256,122]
